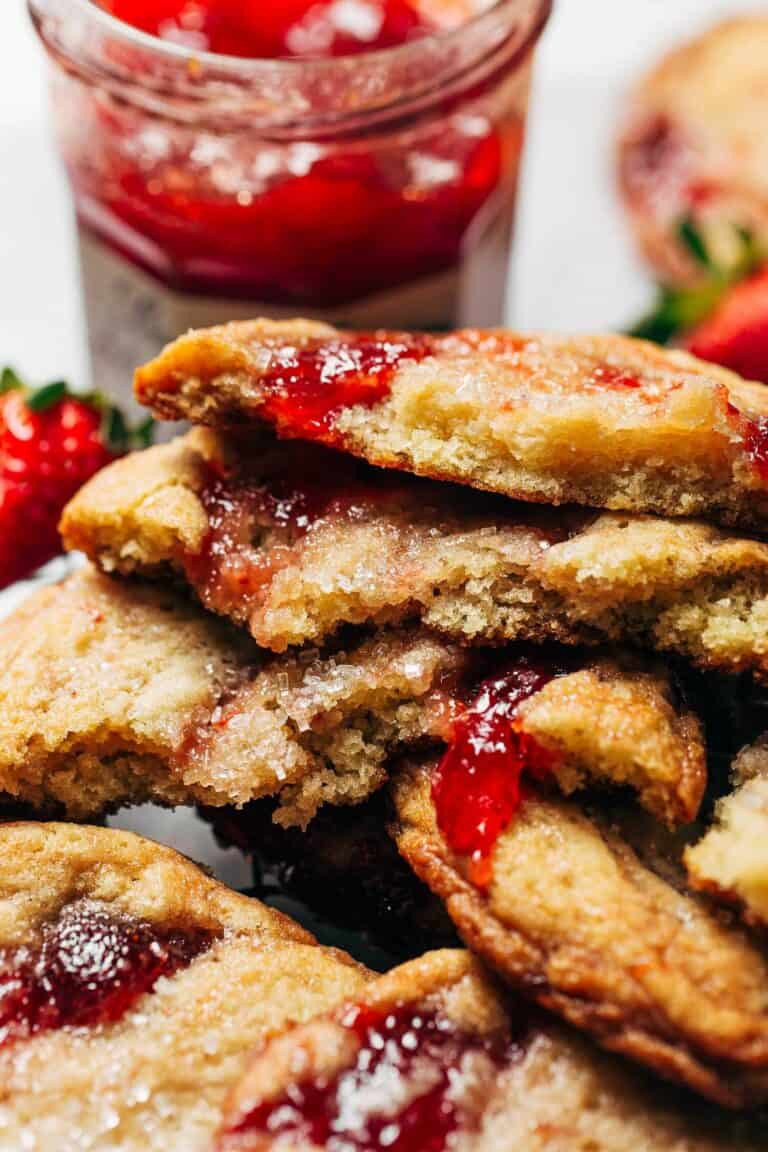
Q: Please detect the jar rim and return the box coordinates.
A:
[29,0,551,134]
[29,0,552,76]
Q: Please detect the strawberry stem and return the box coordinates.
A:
[0,367,23,395]
[627,220,766,345]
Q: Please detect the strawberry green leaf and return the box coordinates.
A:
[102,405,129,453]
[100,406,155,454]
[132,417,155,449]
[629,281,726,344]
[677,216,713,270]
[0,367,24,394]
[26,381,68,411]
[628,221,766,345]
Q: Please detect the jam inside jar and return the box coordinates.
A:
[96,0,436,58]
[29,0,551,415]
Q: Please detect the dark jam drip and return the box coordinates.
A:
[227,1002,512,1152]
[258,333,436,442]
[432,653,571,888]
[99,0,434,59]
[0,900,211,1043]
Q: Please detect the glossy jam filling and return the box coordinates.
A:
[257,332,436,440]
[225,1001,512,1151]
[249,332,688,442]
[584,364,642,391]
[0,899,211,1043]
[184,472,312,616]
[183,448,409,618]
[183,440,593,627]
[432,653,570,888]
[73,120,507,305]
[98,0,435,58]
[247,332,676,443]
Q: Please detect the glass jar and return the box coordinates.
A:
[29,0,551,413]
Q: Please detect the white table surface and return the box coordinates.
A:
[0,0,757,897]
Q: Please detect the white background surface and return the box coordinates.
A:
[0,0,759,890]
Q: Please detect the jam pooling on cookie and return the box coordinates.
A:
[184,441,589,631]
[251,331,691,445]
[584,364,643,391]
[98,0,434,59]
[0,899,212,1042]
[257,333,436,441]
[184,470,317,614]
[223,1001,511,1151]
[432,654,569,888]
[253,330,768,489]
[184,447,408,619]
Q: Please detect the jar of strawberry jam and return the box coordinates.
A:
[29,0,551,413]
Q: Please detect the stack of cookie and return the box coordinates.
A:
[3,320,768,1148]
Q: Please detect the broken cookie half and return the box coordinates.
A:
[0,567,704,829]
[134,319,768,529]
[216,949,762,1152]
[63,429,768,680]
[686,737,768,927]
[392,759,768,1107]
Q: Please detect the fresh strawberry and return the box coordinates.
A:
[0,370,152,591]
[686,268,768,384]
[629,217,765,346]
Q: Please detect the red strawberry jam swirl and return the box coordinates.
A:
[256,332,437,442]
[583,364,643,391]
[432,653,572,888]
[252,331,686,444]
[184,446,408,621]
[184,471,315,616]
[184,438,592,630]
[252,328,768,489]
[0,899,212,1044]
[220,1000,516,1152]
